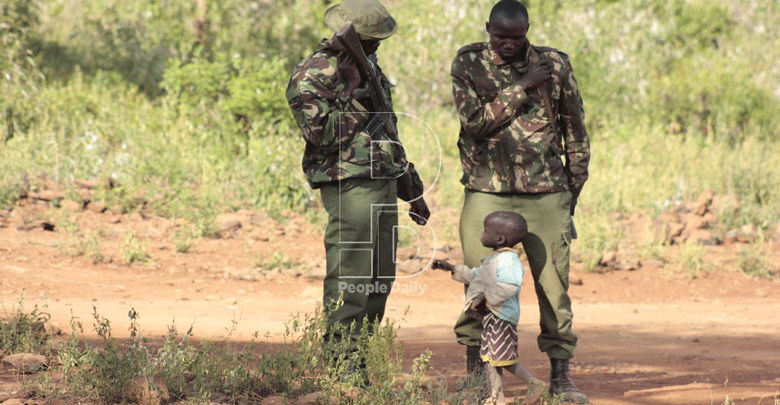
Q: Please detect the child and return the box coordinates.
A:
[433,211,545,405]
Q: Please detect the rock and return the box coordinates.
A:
[295,392,337,405]
[738,224,757,243]
[695,189,714,215]
[86,200,107,213]
[260,396,285,405]
[47,322,63,336]
[642,259,665,268]
[723,230,739,244]
[396,247,420,261]
[74,178,100,189]
[35,190,66,201]
[599,251,617,266]
[209,393,230,403]
[217,220,241,237]
[2,353,49,373]
[668,222,685,238]
[683,214,709,232]
[216,213,243,238]
[123,375,169,405]
[17,220,56,232]
[688,229,718,245]
[60,199,82,211]
[569,273,584,286]
[616,259,640,271]
[398,258,423,274]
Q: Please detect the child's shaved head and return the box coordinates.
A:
[483,211,528,248]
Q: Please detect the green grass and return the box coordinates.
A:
[3,1,778,266]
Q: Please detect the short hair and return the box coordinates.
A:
[485,211,527,245]
[489,0,529,26]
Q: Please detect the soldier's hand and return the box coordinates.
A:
[409,197,430,226]
[432,259,454,272]
[518,60,553,91]
[336,51,362,98]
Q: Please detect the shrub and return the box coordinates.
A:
[0,294,51,355]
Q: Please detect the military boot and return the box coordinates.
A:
[548,358,590,404]
[466,345,485,376]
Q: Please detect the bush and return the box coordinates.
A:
[0,294,51,355]
[163,53,293,135]
[1,0,43,143]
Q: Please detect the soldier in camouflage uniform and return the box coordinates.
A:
[285,0,430,379]
[450,0,590,402]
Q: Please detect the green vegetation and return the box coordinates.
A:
[3,300,492,404]
[2,1,778,402]
[2,0,778,279]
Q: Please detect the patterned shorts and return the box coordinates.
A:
[480,312,518,366]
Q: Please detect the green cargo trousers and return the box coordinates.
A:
[454,189,578,360]
[320,178,398,347]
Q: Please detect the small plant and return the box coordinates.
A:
[676,240,705,279]
[122,231,151,264]
[173,226,200,253]
[0,294,51,355]
[737,242,774,280]
[255,251,295,271]
[540,388,567,405]
[61,231,104,264]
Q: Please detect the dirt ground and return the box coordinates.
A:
[1,194,780,405]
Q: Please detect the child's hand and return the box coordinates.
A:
[465,292,487,321]
[431,259,454,272]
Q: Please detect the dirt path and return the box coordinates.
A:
[2,201,779,404]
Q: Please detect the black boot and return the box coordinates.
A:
[466,345,485,376]
[548,358,590,404]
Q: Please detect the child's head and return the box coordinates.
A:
[480,211,527,249]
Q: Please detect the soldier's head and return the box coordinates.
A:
[480,211,528,249]
[486,0,530,62]
[324,0,396,54]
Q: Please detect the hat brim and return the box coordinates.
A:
[323,2,397,40]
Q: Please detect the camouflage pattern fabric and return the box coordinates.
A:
[451,42,590,196]
[286,39,409,189]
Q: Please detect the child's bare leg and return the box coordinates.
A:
[505,363,545,404]
[485,364,506,405]
[504,362,535,383]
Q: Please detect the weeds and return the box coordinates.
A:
[737,242,775,281]
[676,240,706,279]
[0,293,51,355]
[5,297,462,403]
[255,251,295,272]
[122,231,151,264]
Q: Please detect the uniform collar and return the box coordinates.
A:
[487,42,532,69]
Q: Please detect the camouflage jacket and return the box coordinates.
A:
[286,39,409,189]
[451,42,590,196]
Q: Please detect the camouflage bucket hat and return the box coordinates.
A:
[323,0,397,39]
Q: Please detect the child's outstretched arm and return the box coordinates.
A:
[431,259,455,272]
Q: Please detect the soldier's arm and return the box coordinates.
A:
[287,56,369,152]
[450,55,530,141]
[557,57,590,197]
